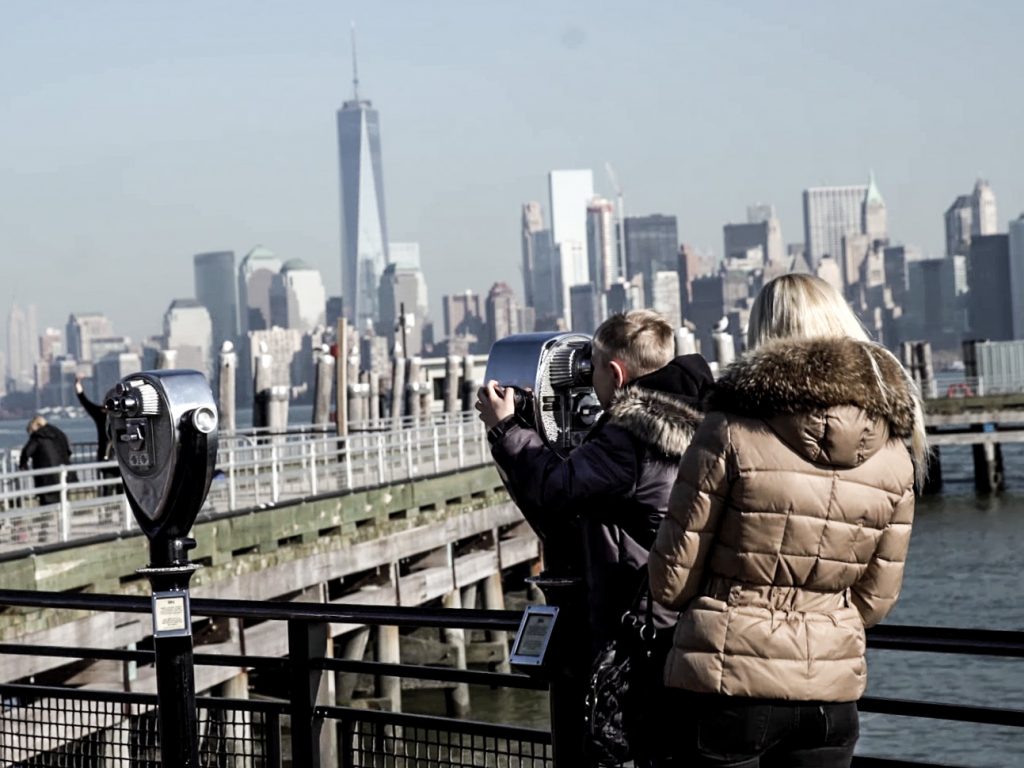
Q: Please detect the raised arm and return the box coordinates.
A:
[649,411,733,611]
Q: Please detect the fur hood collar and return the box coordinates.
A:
[709,337,917,438]
[605,354,712,458]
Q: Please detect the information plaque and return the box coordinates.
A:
[509,605,558,668]
[151,590,193,638]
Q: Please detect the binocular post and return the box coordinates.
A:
[525,574,588,768]
[138,535,201,767]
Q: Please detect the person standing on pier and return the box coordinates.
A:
[74,375,120,495]
[19,415,74,506]
[649,274,927,767]
[477,309,713,767]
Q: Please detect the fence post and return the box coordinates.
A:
[287,619,327,768]
[432,426,441,474]
[344,437,353,489]
[59,468,70,543]
[377,433,386,485]
[227,444,237,511]
[406,428,415,478]
[309,440,318,496]
[270,443,280,503]
[457,417,465,469]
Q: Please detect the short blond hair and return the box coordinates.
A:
[747,273,869,350]
[26,415,47,434]
[592,309,675,378]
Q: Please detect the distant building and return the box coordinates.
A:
[967,234,1012,341]
[802,183,869,270]
[443,291,485,351]
[903,257,961,351]
[95,352,142,393]
[269,259,327,334]
[529,230,562,329]
[338,59,390,330]
[249,326,303,389]
[66,312,113,363]
[651,271,682,331]
[90,336,132,362]
[379,263,429,355]
[725,204,784,266]
[972,179,998,237]
[193,251,238,349]
[1009,215,1024,340]
[944,195,973,257]
[945,180,999,258]
[326,296,344,333]
[689,275,725,357]
[882,245,918,310]
[678,244,703,318]
[862,173,888,244]
[485,282,521,347]
[6,303,38,390]
[549,170,595,322]
[38,328,63,362]
[624,214,679,308]
[520,202,544,308]
[163,299,213,377]
[586,197,616,295]
[569,284,601,335]
[238,246,282,334]
[816,255,843,293]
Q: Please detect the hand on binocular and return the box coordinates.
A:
[475,380,516,430]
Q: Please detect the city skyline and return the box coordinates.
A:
[2,2,1023,344]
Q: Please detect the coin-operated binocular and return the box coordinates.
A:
[105,369,218,768]
[484,332,601,458]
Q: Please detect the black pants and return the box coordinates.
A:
[661,693,859,768]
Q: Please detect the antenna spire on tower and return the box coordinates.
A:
[350,21,360,101]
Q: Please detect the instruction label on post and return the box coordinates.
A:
[152,591,192,638]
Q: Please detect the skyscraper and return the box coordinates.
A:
[802,183,869,270]
[945,180,999,258]
[944,195,973,257]
[862,173,888,244]
[1008,214,1024,340]
[971,179,998,237]
[443,291,485,350]
[269,260,327,333]
[586,197,616,295]
[485,282,521,347]
[967,235,1012,341]
[549,170,594,323]
[379,262,429,355]
[624,214,679,308]
[193,251,238,349]
[238,246,282,334]
[651,271,682,331]
[337,34,390,331]
[6,302,37,390]
[163,299,213,377]
[66,312,112,362]
[520,202,544,308]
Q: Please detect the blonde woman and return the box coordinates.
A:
[650,274,926,767]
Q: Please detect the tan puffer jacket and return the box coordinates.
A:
[649,337,917,702]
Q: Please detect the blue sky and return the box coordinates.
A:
[2,0,1022,342]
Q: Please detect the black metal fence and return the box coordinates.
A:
[0,589,1020,767]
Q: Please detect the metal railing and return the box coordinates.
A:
[0,590,1021,766]
[0,411,490,553]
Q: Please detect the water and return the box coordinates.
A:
[409,444,1024,766]
[3,415,1021,763]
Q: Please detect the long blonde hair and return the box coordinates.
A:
[748,274,928,485]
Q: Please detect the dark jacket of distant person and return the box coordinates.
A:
[19,419,74,503]
[76,387,112,462]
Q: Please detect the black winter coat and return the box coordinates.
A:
[77,389,112,461]
[19,424,74,490]
[489,354,712,649]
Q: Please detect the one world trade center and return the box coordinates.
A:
[337,30,389,331]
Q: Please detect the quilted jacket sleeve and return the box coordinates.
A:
[649,411,732,611]
[851,485,915,627]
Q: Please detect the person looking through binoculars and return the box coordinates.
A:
[476,309,713,766]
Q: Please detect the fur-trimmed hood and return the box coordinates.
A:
[606,354,712,458]
[710,337,918,439]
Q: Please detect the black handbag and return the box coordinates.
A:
[584,580,657,766]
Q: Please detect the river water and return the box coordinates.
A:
[3,413,1021,765]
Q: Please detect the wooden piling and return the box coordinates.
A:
[441,589,471,717]
[312,345,335,428]
[218,341,237,434]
